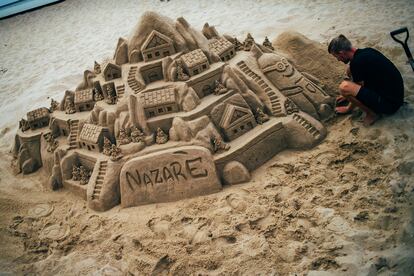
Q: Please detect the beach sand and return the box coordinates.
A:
[0,0,414,274]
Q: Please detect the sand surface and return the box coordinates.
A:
[1,0,414,275]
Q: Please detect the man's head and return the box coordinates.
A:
[328,34,354,64]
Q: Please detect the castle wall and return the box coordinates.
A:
[16,132,43,174]
[214,119,286,173]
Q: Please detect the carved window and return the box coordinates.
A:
[147,53,152,59]
[194,69,199,75]
[158,108,163,113]
[240,125,245,130]
[230,50,234,55]
[87,145,91,151]
[233,129,238,134]
[221,57,225,61]
[247,122,253,128]
[163,51,169,56]
[91,145,95,149]
[155,51,160,56]
[166,106,172,112]
[202,64,207,69]
[149,111,155,117]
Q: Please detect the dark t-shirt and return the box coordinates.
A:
[350,48,404,107]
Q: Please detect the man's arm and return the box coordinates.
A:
[346,66,364,86]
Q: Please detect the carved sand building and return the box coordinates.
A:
[141,88,178,118]
[219,104,257,141]
[78,123,113,152]
[141,30,175,62]
[208,37,236,62]
[27,107,50,130]
[181,49,210,76]
[74,89,94,112]
[102,61,121,81]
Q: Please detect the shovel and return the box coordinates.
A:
[390,27,414,72]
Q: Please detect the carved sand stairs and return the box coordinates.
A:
[116,84,125,100]
[292,113,321,139]
[68,120,79,150]
[236,61,284,117]
[127,66,143,93]
[92,160,108,200]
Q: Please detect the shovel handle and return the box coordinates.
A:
[390,27,413,61]
[390,27,409,41]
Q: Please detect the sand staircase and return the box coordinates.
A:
[116,84,125,100]
[127,66,143,93]
[292,113,320,139]
[92,160,108,200]
[68,120,79,150]
[236,61,284,117]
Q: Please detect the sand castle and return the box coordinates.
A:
[11,12,334,211]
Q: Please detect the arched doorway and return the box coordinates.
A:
[149,71,160,82]
[202,84,211,97]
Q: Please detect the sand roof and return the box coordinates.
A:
[27,107,49,122]
[102,61,120,72]
[141,87,176,108]
[141,30,173,51]
[74,89,93,104]
[208,38,234,56]
[79,123,104,144]
[219,104,252,129]
[181,49,208,68]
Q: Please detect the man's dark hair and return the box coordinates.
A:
[328,34,352,54]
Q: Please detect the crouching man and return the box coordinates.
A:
[328,34,404,125]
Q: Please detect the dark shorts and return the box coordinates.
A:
[356,87,401,114]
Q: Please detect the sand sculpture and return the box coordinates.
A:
[11,12,334,211]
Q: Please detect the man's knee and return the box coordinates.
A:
[339,80,351,92]
[339,80,360,97]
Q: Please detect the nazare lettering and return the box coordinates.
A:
[125,157,208,191]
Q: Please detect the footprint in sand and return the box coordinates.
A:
[239,235,269,257]
[28,203,54,218]
[92,264,122,276]
[147,217,171,237]
[363,128,382,140]
[225,191,250,212]
[191,228,212,244]
[314,151,336,165]
[41,223,70,241]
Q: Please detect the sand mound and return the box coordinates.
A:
[273,31,346,97]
